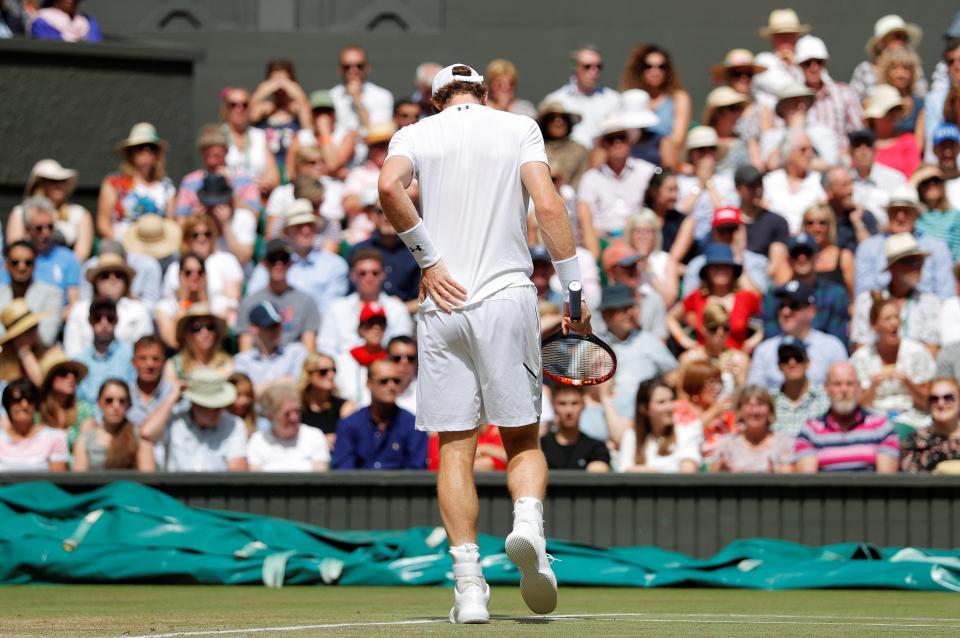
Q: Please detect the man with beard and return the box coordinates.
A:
[794,362,899,473]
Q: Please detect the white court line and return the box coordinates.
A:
[117,612,960,638]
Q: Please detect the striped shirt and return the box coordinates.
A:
[794,408,899,472]
[806,79,863,151]
[916,209,960,262]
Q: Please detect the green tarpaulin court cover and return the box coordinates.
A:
[1,481,959,591]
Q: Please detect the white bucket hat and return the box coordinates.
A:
[702,87,751,125]
[24,159,77,198]
[686,126,719,151]
[116,122,168,152]
[795,35,829,65]
[617,89,660,130]
[594,114,632,142]
[863,84,905,120]
[867,15,923,56]
[886,184,921,210]
[183,368,237,409]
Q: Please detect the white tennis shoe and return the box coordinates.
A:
[505,520,557,614]
[448,575,490,624]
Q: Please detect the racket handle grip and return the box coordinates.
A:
[569,281,582,323]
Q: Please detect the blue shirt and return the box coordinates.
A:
[332,406,426,470]
[127,376,176,429]
[75,341,136,404]
[854,233,953,299]
[0,245,80,306]
[247,249,348,317]
[234,342,308,388]
[350,233,420,302]
[747,330,848,391]
[761,278,850,349]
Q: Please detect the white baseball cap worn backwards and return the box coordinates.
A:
[431,63,484,97]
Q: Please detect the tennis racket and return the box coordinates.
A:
[541,282,617,386]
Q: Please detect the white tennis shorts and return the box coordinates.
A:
[416,285,542,432]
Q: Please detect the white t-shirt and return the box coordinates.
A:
[247,425,330,472]
[762,169,827,234]
[615,423,703,473]
[317,291,414,357]
[63,296,155,358]
[387,104,548,311]
[225,126,270,180]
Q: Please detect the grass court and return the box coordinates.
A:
[2,585,958,637]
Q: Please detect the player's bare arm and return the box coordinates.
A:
[521,161,592,335]
[378,155,468,312]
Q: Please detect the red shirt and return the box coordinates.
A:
[875,133,920,179]
[682,289,761,350]
[427,426,506,471]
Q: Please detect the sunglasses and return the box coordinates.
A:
[778,353,807,365]
[91,314,118,325]
[9,259,34,267]
[578,62,603,70]
[181,268,205,277]
[190,231,213,239]
[919,178,945,188]
[729,69,754,79]
[705,324,728,334]
[310,367,336,377]
[391,354,417,363]
[355,269,383,277]
[340,62,367,71]
[946,54,960,66]
[97,271,126,281]
[227,100,249,109]
[804,218,828,226]
[899,256,925,268]
[779,301,807,312]
[55,369,78,379]
[102,396,130,406]
[374,377,403,386]
[30,223,54,233]
[642,62,668,71]
[131,144,158,153]
[11,395,33,406]
[930,393,958,405]
[190,321,217,334]
[800,59,826,68]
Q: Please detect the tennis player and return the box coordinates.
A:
[378,63,592,623]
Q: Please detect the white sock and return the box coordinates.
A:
[513,497,544,535]
[449,543,483,581]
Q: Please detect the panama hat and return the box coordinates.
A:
[309,90,335,110]
[282,198,321,228]
[536,100,582,127]
[885,184,922,211]
[196,124,228,150]
[702,87,751,126]
[933,460,960,475]
[759,9,811,38]
[123,214,182,260]
[884,232,929,269]
[618,90,660,130]
[686,125,719,151]
[908,164,945,190]
[774,82,815,118]
[24,159,77,198]
[710,49,766,81]
[116,122,168,152]
[594,114,632,141]
[863,84,905,120]
[175,303,227,347]
[0,299,49,346]
[39,347,88,389]
[183,368,237,409]
[365,122,397,145]
[84,253,137,285]
[866,15,922,56]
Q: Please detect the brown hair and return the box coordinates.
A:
[40,369,78,433]
[868,291,898,325]
[944,84,960,126]
[350,247,384,269]
[620,44,683,94]
[120,148,166,181]
[180,319,230,378]
[735,384,776,427]
[181,212,220,255]
[433,66,487,107]
[227,372,257,435]
[176,252,208,303]
[266,59,296,80]
[633,377,676,466]
[681,360,722,398]
[99,379,137,469]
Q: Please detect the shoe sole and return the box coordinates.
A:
[449,608,489,624]
[505,532,557,614]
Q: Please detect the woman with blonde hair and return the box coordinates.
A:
[73,379,154,471]
[623,208,679,304]
[876,47,926,147]
[799,203,855,296]
[616,377,700,473]
[6,159,94,262]
[484,59,536,118]
[901,376,960,472]
[299,352,356,450]
[678,302,750,394]
[710,385,794,473]
[620,43,692,156]
[97,123,176,240]
[163,304,233,381]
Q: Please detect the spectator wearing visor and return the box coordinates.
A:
[748,280,847,390]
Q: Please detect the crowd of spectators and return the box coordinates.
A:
[4,7,960,477]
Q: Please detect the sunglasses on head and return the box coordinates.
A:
[391,354,417,363]
[930,393,958,405]
[374,377,403,386]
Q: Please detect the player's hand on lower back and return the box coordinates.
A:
[562,300,592,335]
[420,261,467,313]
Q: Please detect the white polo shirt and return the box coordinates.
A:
[577,157,657,235]
[762,168,827,234]
[387,103,547,311]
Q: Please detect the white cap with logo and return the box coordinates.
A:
[431,63,484,97]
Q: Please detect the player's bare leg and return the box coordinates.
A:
[437,429,489,624]
[500,423,557,614]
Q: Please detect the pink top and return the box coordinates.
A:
[874,133,920,178]
[0,426,68,471]
[714,431,795,473]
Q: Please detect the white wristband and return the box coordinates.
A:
[397,220,441,269]
[551,255,582,302]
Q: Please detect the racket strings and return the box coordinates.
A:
[542,338,615,384]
